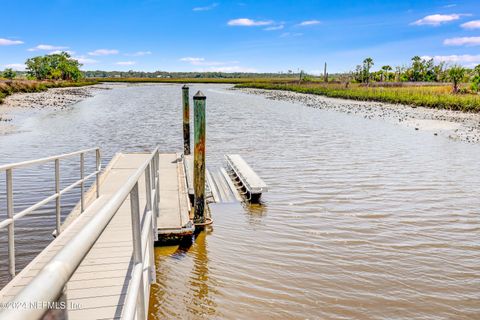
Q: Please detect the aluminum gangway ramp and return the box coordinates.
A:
[0,151,160,320]
[225,154,268,202]
[183,155,242,204]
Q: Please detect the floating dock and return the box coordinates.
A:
[157,153,193,236]
[0,151,192,319]
[183,155,242,204]
[0,87,268,320]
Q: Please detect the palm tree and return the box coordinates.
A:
[363,57,374,83]
[381,65,392,82]
[448,65,466,93]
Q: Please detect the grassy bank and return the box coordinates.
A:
[93,77,294,84]
[236,82,480,112]
[0,80,98,104]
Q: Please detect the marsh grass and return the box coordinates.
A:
[236,82,480,112]
[0,80,98,104]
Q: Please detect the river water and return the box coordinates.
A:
[0,83,479,319]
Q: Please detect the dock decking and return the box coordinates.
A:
[0,152,192,319]
[157,153,193,236]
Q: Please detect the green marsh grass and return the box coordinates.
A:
[236,82,480,112]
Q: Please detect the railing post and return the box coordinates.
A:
[153,152,159,241]
[155,151,159,218]
[80,153,85,212]
[193,91,206,224]
[149,225,156,283]
[129,182,146,320]
[96,148,101,198]
[55,159,61,235]
[145,164,152,214]
[182,85,190,155]
[6,169,15,278]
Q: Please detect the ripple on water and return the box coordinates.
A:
[0,84,479,319]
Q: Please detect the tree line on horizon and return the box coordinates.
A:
[2,52,480,93]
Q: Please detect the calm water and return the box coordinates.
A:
[0,83,479,319]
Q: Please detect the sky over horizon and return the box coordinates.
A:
[1,0,479,74]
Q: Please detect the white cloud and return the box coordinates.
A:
[298,20,321,26]
[180,57,237,66]
[200,66,257,73]
[443,36,480,46]
[116,61,136,66]
[193,3,218,11]
[50,50,75,55]
[72,56,98,64]
[180,57,205,64]
[88,49,119,56]
[461,20,480,29]
[280,32,303,38]
[4,63,26,71]
[421,54,480,65]
[28,44,68,51]
[264,25,284,31]
[443,4,457,8]
[227,18,273,26]
[412,13,465,26]
[0,38,23,46]
[125,51,152,56]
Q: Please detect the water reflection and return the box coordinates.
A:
[1,84,479,319]
[149,229,217,320]
[186,230,216,318]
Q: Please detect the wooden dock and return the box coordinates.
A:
[0,152,193,319]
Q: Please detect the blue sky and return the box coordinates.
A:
[1,0,479,74]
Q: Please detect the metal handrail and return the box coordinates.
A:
[0,148,99,171]
[0,148,101,279]
[0,147,160,320]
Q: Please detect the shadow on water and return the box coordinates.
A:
[149,227,217,319]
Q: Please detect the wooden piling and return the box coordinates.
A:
[182,85,191,155]
[324,62,328,82]
[193,91,206,224]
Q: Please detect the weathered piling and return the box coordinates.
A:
[193,91,206,224]
[182,85,191,155]
[324,62,328,82]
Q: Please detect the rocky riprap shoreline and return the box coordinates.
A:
[236,87,480,144]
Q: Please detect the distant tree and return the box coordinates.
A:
[410,56,424,81]
[25,52,82,81]
[475,64,480,76]
[381,65,392,81]
[448,65,466,93]
[354,65,363,82]
[362,57,374,83]
[471,64,480,92]
[2,68,16,79]
[433,62,446,82]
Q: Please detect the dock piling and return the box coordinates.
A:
[193,91,206,224]
[182,85,191,155]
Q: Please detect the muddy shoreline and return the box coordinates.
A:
[236,87,480,143]
[0,85,110,135]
